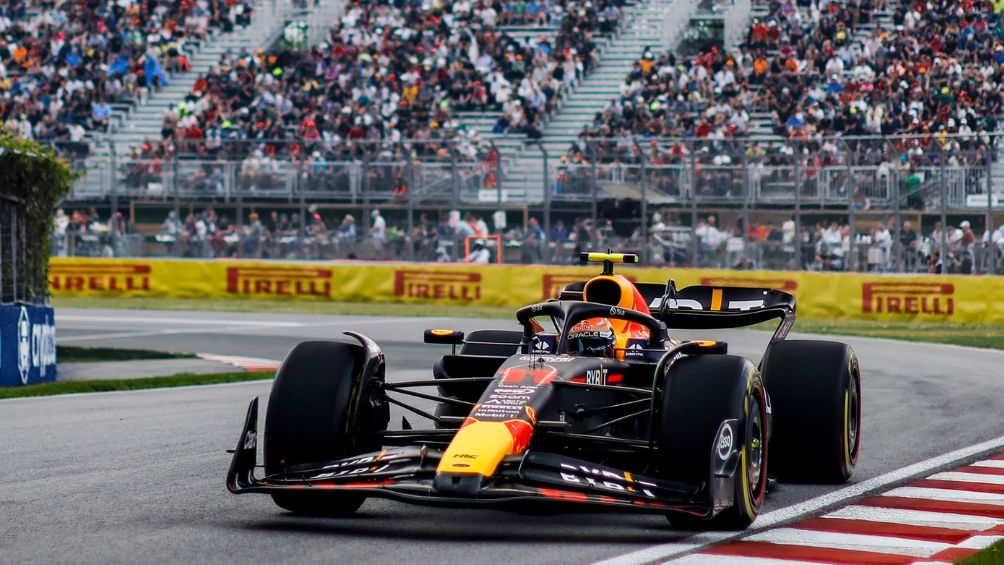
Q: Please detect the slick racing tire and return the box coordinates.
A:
[264,341,381,515]
[761,340,860,484]
[659,355,768,530]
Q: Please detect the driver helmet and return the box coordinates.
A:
[567,318,616,357]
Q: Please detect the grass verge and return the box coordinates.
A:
[958,539,1004,565]
[784,319,1004,351]
[57,345,197,363]
[0,371,273,399]
[54,296,1004,352]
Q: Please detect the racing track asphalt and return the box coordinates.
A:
[2,308,1003,564]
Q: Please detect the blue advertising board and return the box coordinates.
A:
[0,304,57,387]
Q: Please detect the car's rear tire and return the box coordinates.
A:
[659,355,768,530]
[264,341,380,515]
[761,340,860,484]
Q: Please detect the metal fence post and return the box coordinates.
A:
[793,145,802,270]
[361,152,371,237]
[939,147,948,269]
[848,178,857,272]
[11,208,18,303]
[892,170,902,272]
[988,144,995,274]
[688,139,698,267]
[741,155,750,269]
[639,147,648,263]
[588,144,598,229]
[542,147,551,242]
[450,147,460,206]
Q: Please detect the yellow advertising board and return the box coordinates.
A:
[49,258,1004,325]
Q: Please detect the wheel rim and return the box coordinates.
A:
[846,364,860,462]
[747,394,766,501]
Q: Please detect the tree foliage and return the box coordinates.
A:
[0,136,73,303]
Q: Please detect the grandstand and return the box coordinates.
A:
[14,0,1003,274]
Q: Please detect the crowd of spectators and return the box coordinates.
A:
[641,209,1004,273]
[145,0,625,162]
[576,0,1003,168]
[0,0,252,157]
[52,203,1004,273]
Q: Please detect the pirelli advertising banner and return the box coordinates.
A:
[49,258,1004,325]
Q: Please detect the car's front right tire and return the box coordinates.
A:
[658,354,768,530]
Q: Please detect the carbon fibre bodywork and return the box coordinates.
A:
[227,264,807,523]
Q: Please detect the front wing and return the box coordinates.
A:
[227,398,727,517]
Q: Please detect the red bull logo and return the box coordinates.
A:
[50,264,151,292]
[861,281,954,315]
[226,266,332,296]
[394,270,482,301]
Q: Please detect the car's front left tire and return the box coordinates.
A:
[263,340,383,515]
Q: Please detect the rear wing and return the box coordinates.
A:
[558,280,795,342]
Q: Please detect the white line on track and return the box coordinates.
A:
[671,555,821,565]
[0,376,271,403]
[824,505,1004,529]
[929,471,1004,485]
[56,325,299,343]
[957,535,1004,549]
[883,486,1004,504]
[593,434,1004,565]
[973,460,1004,469]
[743,527,950,557]
[56,314,305,327]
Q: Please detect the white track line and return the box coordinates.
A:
[57,324,307,343]
[57,315,304,327]
[0,377,271,402]
[883,486,1004,504]
[929,471,1004,485]
[824,505,1004,529]
[593,435,1004,565]
[743,527,950,557]
[672,555,820,565]
[957,535,1004,549]
[973,460,1004,469]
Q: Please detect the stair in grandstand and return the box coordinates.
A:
[453,23,564,172]
[72,0,342,198]
[485,0,706,202]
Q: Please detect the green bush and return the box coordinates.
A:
[0,136,74,303]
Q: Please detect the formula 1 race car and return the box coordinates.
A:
[227,253,861,529]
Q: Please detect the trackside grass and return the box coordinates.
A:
[0,371,274,399]
[958,539,1004,564]
[57,345,197,363]
[53,296,1004,352]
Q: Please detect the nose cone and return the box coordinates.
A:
[437,421,514,477]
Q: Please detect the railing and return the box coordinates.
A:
[64,156,492,205]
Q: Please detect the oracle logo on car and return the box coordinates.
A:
[699,276,798,292]
[226,267,332,297]
[861,281,954,316]
[50,264,151,292]
[394,270,482,301]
